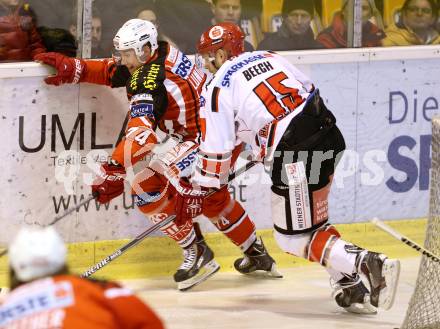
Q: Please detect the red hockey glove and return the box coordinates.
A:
[34,52,85,86]
[175,179,210,226]
[92,163,126,204]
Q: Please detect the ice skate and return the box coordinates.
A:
[174,240,220,291]
[331,274,377,314]
[234,237,282,278]
[358,252,400,310]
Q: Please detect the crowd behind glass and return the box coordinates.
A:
[0,0,438,62]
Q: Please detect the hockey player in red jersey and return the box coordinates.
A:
[176,22,401,313]
[35,19,280,291]
[0,227,164,329]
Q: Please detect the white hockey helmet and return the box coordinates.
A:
[113,19,158,62]
[9,227,67,282]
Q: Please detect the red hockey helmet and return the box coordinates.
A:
[197,22,245,58]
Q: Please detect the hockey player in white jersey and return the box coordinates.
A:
[175,22,400,314]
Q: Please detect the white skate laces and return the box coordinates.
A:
[179,245,197,270]
[175,242,221,291]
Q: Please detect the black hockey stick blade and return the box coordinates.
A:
[0,192,99,258]
[81,215,175,278]
[48,192,99,226]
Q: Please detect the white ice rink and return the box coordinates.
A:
[124,258,420,329]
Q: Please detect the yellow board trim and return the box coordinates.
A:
[0,219,426,287]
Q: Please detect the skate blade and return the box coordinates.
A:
[343,295,377,315]
[344,303,377,315]
[379,259,400,310]
[242,263,283,279]
[0,287,9,303]
[268,263,283,278]
[178,260,220,291]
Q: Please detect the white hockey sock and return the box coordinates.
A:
[326,267,345,282]
[327,239,365,275]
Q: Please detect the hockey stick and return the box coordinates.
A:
[81,215,176,278]
[0,193,98,258]
[48,192,98,226]
[371,217,440,263]
[81,160,259,278]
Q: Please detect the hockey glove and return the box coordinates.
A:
[92,163,126,204]
[175,179,210,226]
[34,52,85,86]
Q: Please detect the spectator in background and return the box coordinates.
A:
[27,0,72,30]
[91,13,108,58]
[0,226,165,328]
[68,10,108,58]
[316,0,385,48]
[258,0,322,51]
[0,0,45,61]
[136,2,177,47]
[382,0,440,46]
[211,0,255,51]
[155,0,212,54]
[68,12,77,39]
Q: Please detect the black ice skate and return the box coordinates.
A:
[331,274,377,314]
[358,252,400,310]
[233,237,282,278]
[174,240,220,291]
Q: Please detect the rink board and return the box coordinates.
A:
[0,47,439,243]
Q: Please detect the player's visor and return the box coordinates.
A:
[112,50,122,65]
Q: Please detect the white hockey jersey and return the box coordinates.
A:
[194,51,314,188]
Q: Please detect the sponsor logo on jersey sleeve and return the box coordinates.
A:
[175,54,193,78]
[130,103,155,119]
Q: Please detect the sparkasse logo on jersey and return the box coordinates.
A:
[221,54,266,87]
[175,149,198,171]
